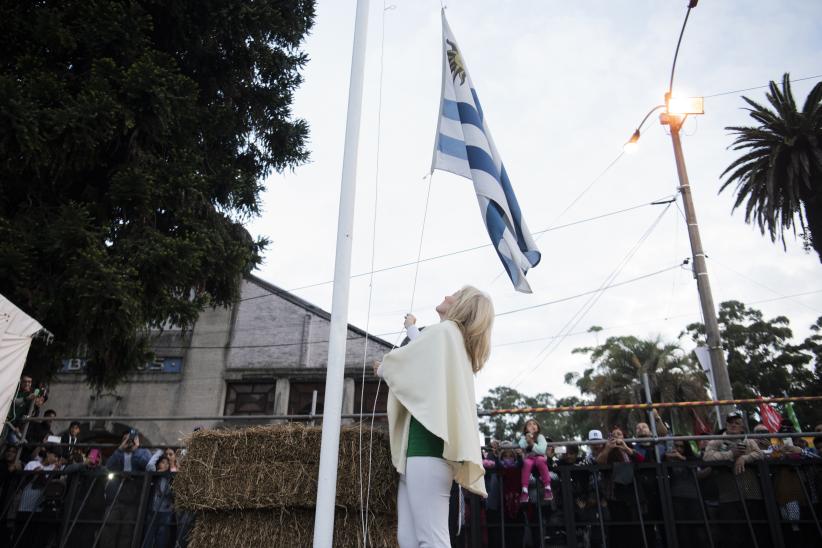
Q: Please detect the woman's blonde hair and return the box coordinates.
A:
[444,285,494,372]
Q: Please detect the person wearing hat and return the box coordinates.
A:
[703,410,764,547]
[584,430,604,464]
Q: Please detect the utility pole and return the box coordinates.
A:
[660,111,733,413]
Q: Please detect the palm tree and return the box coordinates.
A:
[721,73,822,261]
[567,335,710,431]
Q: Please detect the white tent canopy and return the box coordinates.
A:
[0,295,43,422]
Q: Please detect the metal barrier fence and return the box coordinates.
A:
[1,469,185,548]
[1,457,820,548]
[464,458,822,548]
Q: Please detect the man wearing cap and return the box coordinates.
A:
[584,430,604,464]
[704,410,764,547]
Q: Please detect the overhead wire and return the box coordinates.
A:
[490,151,626,285]
[117,286,822,386]
[507,202,674,388]
[703,73,822,99]
[238,195,672,299]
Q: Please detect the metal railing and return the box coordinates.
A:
[1,456,819,548]
[464,457,822,548]
[1,469,184,548]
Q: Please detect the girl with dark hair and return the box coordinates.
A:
[518,418,554,502]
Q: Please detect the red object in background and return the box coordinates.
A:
[691,409,712,435]
[758,398,783,433]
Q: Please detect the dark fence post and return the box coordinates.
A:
[59,472,80,543]
[757,460,784,548]
[469,492,481,548]
[559,466,577,548]
[689,465,715,548]
[130,473,152,548]
[795,464,822,540]
[657,461,678,548]
[498,468,506,548]
[732,468,759,548]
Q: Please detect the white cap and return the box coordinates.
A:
[588,429,603,441]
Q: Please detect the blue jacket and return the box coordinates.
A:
[106,448,152,471]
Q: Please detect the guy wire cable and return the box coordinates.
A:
[267,194,671,296]
[507,201,673,388]
[516,202,674,384]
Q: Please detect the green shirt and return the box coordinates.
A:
[407,415,444,458]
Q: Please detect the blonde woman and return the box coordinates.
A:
[374,286,494,547]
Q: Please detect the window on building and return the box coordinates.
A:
[224,382,276,416]
[288,382,325,416]
[354,381,388,417]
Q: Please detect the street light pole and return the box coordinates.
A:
[660,112,733,411]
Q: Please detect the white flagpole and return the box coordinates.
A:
[312,1,371,546]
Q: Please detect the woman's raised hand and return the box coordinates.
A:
[403,314,417,328]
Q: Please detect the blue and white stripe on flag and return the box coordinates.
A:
[431,10,541,293]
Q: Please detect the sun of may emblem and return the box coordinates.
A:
[446,39,466,86]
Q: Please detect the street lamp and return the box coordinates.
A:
[626,93,734,417]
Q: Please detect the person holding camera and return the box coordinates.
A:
[106,430,151,472]
[703,410,764,547]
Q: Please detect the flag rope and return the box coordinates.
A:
[357,1,393,544]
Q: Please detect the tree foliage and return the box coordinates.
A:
[721,73,822,261]
[482,302,822,440]
[478,387,597,443]
[684,300,820,427]
[566,333,710,432]
[0,0,315,386]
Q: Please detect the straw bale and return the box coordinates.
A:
[175,423,397,513]
[188,508,398,548]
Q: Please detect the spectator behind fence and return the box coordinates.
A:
[102,431,152,548]
[633,411,669,544]
[62,448,107,547]
[106,430,151,472]
[15,445,60,548]
[585,429,604,464]
[60,421,81,459]
[6,376,45,440]
[26,408,56,447]
[633,409,668,462]
[144,454,175,548]
[597,425,644,548]
[517,418,554,502]
[1,446,23,545]
[757,422,820,542]
[665,439,710,545]
[703,410,764,548]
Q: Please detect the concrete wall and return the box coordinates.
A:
[45,276,393,446]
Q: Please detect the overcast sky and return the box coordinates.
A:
[247,0,822,401]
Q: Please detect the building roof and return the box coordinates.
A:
[245,274,394,350]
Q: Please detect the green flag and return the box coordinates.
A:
[785,402,801,432]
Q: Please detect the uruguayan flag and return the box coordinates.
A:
[431,11,540,293]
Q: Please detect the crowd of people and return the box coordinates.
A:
[477,410,822,547]
[2,375,191,548]
[4,372,822,547]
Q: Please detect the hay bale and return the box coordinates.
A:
[188,508,398,548]
[175,423,397,513]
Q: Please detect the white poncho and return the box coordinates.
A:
[381,320,487,497]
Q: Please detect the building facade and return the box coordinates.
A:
[47,275,393,446]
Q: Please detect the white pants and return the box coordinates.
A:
[397,457,453,548]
